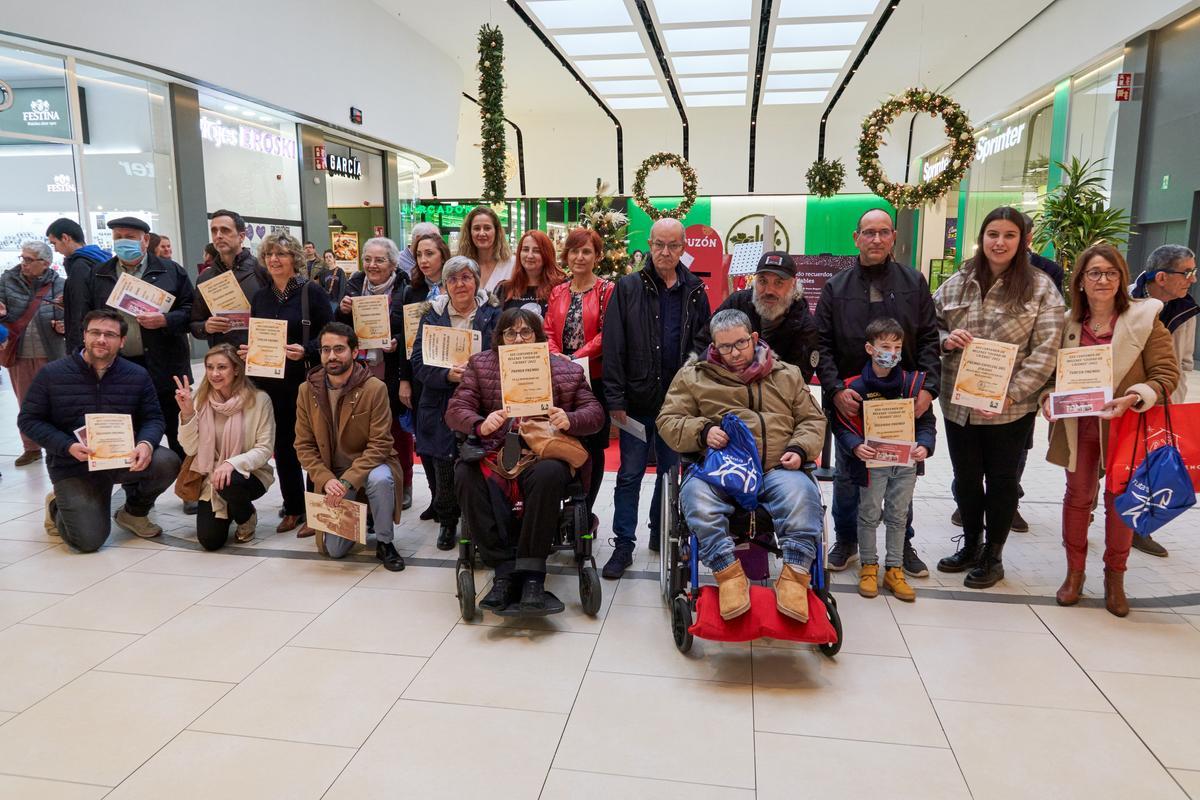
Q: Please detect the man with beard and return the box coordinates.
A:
[693,251,818,380]
[294,322,406,571]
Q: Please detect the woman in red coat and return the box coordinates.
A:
[544,227,615,517]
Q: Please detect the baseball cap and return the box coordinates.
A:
[755,250,796,279]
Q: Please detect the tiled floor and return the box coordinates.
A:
[1,371,1199,798]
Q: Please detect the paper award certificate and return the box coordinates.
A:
[421,325,481,368]
[571,355,589,377]
[245,318,289,378]
[499,342,553,416]
[863,398,916,467]
[1050,345,1113,418]
[951,338,1020,412]
[304,492,368,545]
[84,413,135,471]
[402,303,424,358]
[105,272,175,316]
[863,438,915,467]
[352,294,391,349]
[198,270,251,330]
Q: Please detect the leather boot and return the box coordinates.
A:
[1104,569,1129,617]
[963,543,1004,589]
[1056,570,1085,606]
[937,534,983,573]
[713,561,751,620]
[775,564,811,623]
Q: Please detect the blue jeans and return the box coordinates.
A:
[323,464,396,559]
[832,440,915,548]
[680,468,822,573]
[612,414,678,546]
[857,465,918,568]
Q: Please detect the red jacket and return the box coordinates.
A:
[545,279,614,379]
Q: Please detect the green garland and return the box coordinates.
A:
[805,158,845,198]
[632,152,698,220]
[478,25,506,204]
[857,88,975,209]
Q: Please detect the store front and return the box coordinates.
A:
[403,200,527,255]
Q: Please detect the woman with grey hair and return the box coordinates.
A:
[0,239,66,466]
[336,237,414,508]
[411,255,503,549]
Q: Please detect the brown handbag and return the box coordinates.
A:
[173,454,205,502]
[519,418,589,468]
[0,282,53,368]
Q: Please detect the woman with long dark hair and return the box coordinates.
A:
[496,230,563,312]
[934,207,1064,588]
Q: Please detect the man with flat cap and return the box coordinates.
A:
[78,216,195,463]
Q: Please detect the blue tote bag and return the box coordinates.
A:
[1113,400,1196,536]
[691,414,763,510]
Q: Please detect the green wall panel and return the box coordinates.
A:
[627,197,712,253]
[804,195,896,255]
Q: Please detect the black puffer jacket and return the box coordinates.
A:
[336,270,412,419]
[693,288,819,381]
[190,249,269,349]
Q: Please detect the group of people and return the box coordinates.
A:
[2,201,1196,620]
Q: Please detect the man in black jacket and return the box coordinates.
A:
[693,250,819,380]
[815,208,941,576]
[46,217,111,353]
[601,217,712,578]
[191,209,269,349]
[18,310,180,553]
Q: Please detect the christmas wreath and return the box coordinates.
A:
[632,152,698,220]
[478,25,506,204]
[857,88,975,208]
[805,158,845,198]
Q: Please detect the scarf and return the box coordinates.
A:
[271,275,303,304]
[194,393,247,474]
[706,341,774,384]
[364,271,398,297]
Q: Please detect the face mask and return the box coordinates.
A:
[114,239,144,262]
[872,349,902,370]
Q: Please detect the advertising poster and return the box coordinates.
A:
[332,231,360,273]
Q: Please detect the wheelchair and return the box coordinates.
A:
[659,457,842,657]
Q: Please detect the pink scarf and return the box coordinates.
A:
[194,393,246,474]
[706,341,775,384]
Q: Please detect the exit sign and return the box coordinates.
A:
[1115,72,1133,101]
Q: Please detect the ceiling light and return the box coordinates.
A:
[655,0,751,23]
[679,75,747,92]
[663,26,751,52]
[576,57,655,77]
[242,109,257,117]
[672,53,749,74]
[774,21,866,48]
[769,50,849,71]
[528,0,632,29]
[555,31,644,56]
[593,78,662,95]
[763,90,827,104]
[684,92,746,107]
[608,95,668,109]
[223,103,237,111]
[258,116,274,123]
[778,0,878,17]
[765,72,836,89]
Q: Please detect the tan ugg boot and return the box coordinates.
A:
[776,563,811,623]
[713,561,751,620]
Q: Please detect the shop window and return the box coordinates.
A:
[1068,59,1122,200]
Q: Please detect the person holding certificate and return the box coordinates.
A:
[191,210,268,350]
[17,310,180,552]
[1042,244,1179,615]
[411,256,502,550]
[496,230,563,312]
[934,207,1065,589]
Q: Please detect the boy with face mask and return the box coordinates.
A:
[831,317,937,602]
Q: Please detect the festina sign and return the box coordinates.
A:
[325,152,362,179]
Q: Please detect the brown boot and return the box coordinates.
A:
[1104,569,1129,617]
[776,564,811,623]
[1056,570,1085,606]
[713,561,751,620]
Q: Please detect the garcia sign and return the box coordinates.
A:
[325,152,362,179]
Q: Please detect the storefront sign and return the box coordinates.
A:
[46,173,76,193]
[922,154,952,182]
[200,116,297,159]
[974,123,1025,164]
[0,85,72,139]
[0,79,14,112]
[325,152,362,180]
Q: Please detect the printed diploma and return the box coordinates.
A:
[499,342,553,416]
[85,413,135,471]
[245,318,289,379]
[351,294,391,350]
[951,338,1019,412]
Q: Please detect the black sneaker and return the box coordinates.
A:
[376,541,405,572]
[602,540,634,579]
[827,541,857,572]
[902,541,929,578]
[1131,534,1169,557]
[648,531,661,553]
[1010,508,1029,533]
[480,575,520,611]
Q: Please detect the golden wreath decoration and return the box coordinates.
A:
[632,152,698,220]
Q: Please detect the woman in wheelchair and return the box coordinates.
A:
[446,308,605,614]
[657,309,826,623]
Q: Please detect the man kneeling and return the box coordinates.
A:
[657,309,826,622]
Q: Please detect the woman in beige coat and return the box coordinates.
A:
[177,345,276,550]
[1043,244,1179,616]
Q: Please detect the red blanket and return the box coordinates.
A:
[689,585,838,644]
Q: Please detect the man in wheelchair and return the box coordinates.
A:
[657,309,826,623]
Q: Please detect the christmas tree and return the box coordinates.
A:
[579,179,630,282]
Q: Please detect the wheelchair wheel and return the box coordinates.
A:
[671,594,694,653]
[314,530,328,557]
[579,566,602,616]
[456,562,477,622]
[819,592,842,658]
[659,465,686,606]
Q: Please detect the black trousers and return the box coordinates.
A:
[580,374,611,516]
[455,458,571,573]
[432,457,460,527]
[944,412,1036,551]
[263,378,305,516]
[196,473,268,551]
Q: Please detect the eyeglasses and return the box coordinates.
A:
[445,272,476,286]
[320,345,351,356]
[19,256,46,264]
[857,229,894,240]
[1084,270,1121,283]
[362,256,392,266]
[501,328,535,343]
[714,337,753,355]
[649,240,684,253]
[84,329,121,340]
[1163,268,1198,279]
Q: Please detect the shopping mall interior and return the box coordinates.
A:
[2,0,1200,797]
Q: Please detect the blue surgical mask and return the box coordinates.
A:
[113,239,144,263]
[872,349,902,370]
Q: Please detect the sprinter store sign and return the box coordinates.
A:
[923,122,1027,183]
[200,116,297,159]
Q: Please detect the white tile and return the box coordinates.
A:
[356,563,456,592]
[0,775,109,799]
[555,671,755,788]
[325,700,564,799]
[0,623,138,712]
[0,589,63,630]
[198,557,372,613]
[126,549,264,579]
[756,732,971,799]
[1035,606,1200,678]
[404,624,595,714]
[0,544,155,594]
[590,602,752,683]
[0,502,47,525]
[0,671,228,787]
[541,769,755,799]
[106,730,354,800]
[191,646,423,747]
[26,570,225,634]
[0,711,12,725]
[99,605,315,683]
[290,587,459,657]
[936,699,1188,800]
[0,539,53,564]
[612,576,663,607]
[1172,769,1200,799]
[1091,671,1200,770]
[887,595,1047,632]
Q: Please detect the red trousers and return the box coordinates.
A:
[8,356,49,451]
[1062,416,1133,572]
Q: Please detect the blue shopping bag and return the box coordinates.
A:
[691,413,763,510]
[1113,403,1196,536]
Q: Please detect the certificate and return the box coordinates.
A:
[1050,344,1114,418]
[402,303,423,358]
[84,413,135,471]
[571,356,589,377]
[613,414,647,442]
[863,438,915,467]
[351,294,391,350]
[105,272,175,316]
[304,492,368,545]
[863,398,916,468]
[951,338,1020,412]
[245,318,289,379]
[198,270,251,331]
[499,342,553,416]
[421,325,481,368]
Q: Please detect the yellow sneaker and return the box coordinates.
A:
[884,567,916,602]
[713,561,751,620]
[858,563,879,598]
